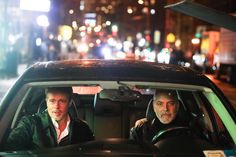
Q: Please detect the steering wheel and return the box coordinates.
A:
[151,126,191,144]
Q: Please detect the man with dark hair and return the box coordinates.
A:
[130,89,189,143]
[5,87,94,150]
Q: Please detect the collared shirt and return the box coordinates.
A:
[51,115,71,144]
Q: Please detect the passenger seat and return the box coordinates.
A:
[93,94,123,139]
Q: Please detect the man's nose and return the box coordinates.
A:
[53,101,60,108]
[163,103,169,111]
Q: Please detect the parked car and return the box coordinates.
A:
[0,59,235,156]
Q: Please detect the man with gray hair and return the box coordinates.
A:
[130,89,189,143]
[152,89,180,124]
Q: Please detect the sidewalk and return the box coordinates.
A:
[206,74,236,109]
[0,64,27,90]
[17,64,28,76]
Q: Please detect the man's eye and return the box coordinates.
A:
[49,99,55,103]
[156,102,163,106]
[168,101,176,106]
[59,100,67,104]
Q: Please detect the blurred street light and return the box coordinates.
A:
[138,0,144,5]
[69,9,74,14]
[77,43,89,53]
[8,34,16,45]
[79,26,86,31]
[111,25,118,35]
[80,0,85,11]
[59,25,72,41]
[127,7,133,14]
[36,15,49,27]
[191,38,200,45]
[175,39,181,48]
[138,38,146,47]
[94,25,102,32]
[72,21,78,30]
[150,9,155,15]
[20,0,50,12]
[36,38,42,46]
[106,21,111,26]
[96,39,101,45]
[102,46,112,59]
[166,33,176,43]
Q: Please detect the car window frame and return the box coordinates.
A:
[0,84,31,144]
[1,80,236,147]
[203,91,236,144]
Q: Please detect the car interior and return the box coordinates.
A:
[23,87,152,140]
[3,84,234,151]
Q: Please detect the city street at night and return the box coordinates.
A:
[0,0,236,155]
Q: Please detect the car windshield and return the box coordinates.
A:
[0,80,235,154]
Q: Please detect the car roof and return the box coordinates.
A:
[20,60,211,87]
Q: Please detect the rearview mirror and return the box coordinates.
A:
[99,87,142,102]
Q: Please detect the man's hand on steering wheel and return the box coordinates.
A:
[152,126,191,144]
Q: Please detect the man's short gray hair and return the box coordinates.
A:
[153,89,178,101]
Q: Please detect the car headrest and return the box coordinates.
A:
[132,94,153,109]
[37,99,47,113]
[93,93,121,117]
[146,99,155,121]
[70,93,81,107]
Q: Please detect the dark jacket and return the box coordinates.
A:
[5,111,94,150]
[130,116,189,143]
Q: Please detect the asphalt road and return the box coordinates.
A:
[206,74,236,110]
[0,79,16,102]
